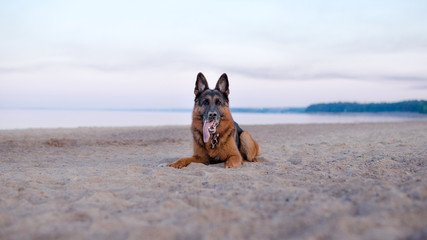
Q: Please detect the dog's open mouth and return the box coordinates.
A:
[203,120,218,143]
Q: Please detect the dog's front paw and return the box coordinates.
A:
[167,158,190,169]
[225,157,243,168]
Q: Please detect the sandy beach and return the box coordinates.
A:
[1,122,426,240]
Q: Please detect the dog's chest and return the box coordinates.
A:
[205,140,225,161]
[208,155,223,164]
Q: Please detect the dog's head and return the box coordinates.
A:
[193,72,230,143]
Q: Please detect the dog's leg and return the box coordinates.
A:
[239,131,260,162]
[225,154,243,168]
[167,156,209,168]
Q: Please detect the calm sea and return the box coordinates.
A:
[1,109,426,130]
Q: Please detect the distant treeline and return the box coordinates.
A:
[305,100,427,114]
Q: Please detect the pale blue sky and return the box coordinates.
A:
[1,0,426,109]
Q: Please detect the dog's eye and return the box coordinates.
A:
[203,99,209,105]
[215,99,222,105]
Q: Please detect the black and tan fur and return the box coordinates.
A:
[168,73,260,168]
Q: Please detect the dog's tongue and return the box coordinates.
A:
[203,121,215,143]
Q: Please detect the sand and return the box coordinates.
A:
[0,122,426,240]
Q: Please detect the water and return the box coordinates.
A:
[1,109,426,130]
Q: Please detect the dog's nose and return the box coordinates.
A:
[208,112,217,119]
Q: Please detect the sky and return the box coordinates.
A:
[1,0,426,109]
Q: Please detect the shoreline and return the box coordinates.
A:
[1,122,426,239]
[1,119,427,133]
[2,118,427,132]
[1,109,426,130]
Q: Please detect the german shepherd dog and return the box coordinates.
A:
[168,73,260,168]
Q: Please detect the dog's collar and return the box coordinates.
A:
[211,133,219,149]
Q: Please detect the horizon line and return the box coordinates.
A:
[0,106,306,113]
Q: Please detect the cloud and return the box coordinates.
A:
[0,64,50,74]
[218,64,427,84]
[2,53,427,86]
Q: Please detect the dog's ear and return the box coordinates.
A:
[215,73,229,96]
[194,72,209,96]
